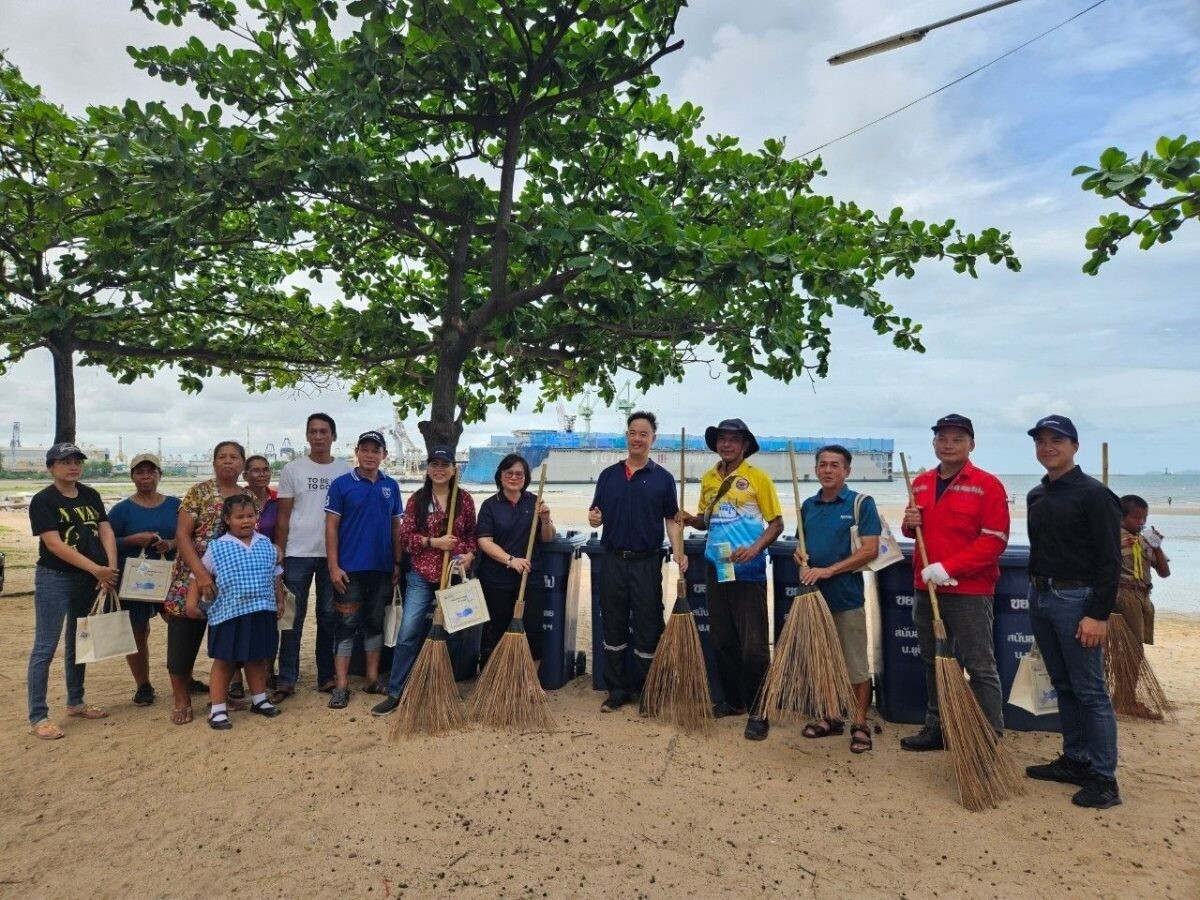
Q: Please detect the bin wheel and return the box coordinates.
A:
[575,651,587,677]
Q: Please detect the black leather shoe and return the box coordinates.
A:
[600,692,630,713]
[900,726,944,752]
[744,717,769,741]
[250,700,282,718]
[1027,754,1093,787]
[208,712,232,731]
[1072,777,1122,809]
[712,701,747,719]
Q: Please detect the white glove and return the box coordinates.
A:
[1144,527,1163,549]
[921,562,959,587]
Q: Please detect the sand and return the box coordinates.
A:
[1,508,1198,899]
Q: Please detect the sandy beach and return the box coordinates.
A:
[1,507,1198,898]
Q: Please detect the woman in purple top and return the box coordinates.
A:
[243,455,279,542]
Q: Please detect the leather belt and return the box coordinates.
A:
[614,549,658,560]
[1030,576,1090,591]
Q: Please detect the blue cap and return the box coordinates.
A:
[356,430,387,450]
[46,442,87,464]
[427,445,455,464]
[1027,415,1078,441]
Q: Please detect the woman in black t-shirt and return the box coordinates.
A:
[26,443,119,740]
[474,454,556,666]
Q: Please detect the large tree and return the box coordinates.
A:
[0,57,332,443]
[128,0,1019,450]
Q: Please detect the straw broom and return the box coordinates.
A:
[755,441,853,724]
[390,470,467,739]
[1104,611,1173,722]
[900,453,1023,811]
[641,429,713,733]
[468,464,557,731]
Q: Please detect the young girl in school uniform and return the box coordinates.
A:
[186,495,285,730]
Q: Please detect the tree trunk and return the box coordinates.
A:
[48,336,76,445]
[417,338,468,453]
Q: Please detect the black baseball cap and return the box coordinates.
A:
[704,418,760,457]
[46,442,87,464]
[356,430,387,450]
[427,445,455,464]
[1027,415,1078,442]
[931,414,974,437]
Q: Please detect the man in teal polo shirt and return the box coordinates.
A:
[796,444,881,753]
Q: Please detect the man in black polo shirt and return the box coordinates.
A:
[588,411,685,712]
[1024,415,1123,809]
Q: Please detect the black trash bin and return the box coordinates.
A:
[994,545,1061,733]
[681,536,727,706]
[768,540,801,643]
[537,533,588,690]
[874,548,925,725]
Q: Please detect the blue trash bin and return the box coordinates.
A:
[994,545,1061,733]
[874,547,926,725]
[768,540,801,643]
[583,537,643,691]
[537,533,588,690]
[682,536,727,706]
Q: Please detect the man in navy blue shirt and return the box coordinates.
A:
[796,445,881,753]
[588,411,685,712]
[324,431,403,710]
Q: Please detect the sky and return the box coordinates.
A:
[1,0,1198,473]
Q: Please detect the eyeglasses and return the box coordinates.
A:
[501,470,526,478]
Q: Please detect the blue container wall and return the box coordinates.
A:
[537,536,585,690]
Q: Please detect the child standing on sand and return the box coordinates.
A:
[186,495,285,730]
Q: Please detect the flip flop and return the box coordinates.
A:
[801,719,844,739]
[171,706,194,726]
[66,704,109,720]
[30,720,65,740]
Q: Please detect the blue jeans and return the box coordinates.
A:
[1029,584,1118,779]
[333,571,392,657]
[386,569,436,697]
[27,566,90,725]
[277,556,337,688]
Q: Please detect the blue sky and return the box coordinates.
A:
[1,0,1198,472]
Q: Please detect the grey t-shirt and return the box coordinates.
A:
[276,455,352,557]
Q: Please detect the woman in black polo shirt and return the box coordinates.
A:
[475,454,556,667]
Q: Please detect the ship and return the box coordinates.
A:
[462,430,894,484]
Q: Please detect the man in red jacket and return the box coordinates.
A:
[900,414,1010,751]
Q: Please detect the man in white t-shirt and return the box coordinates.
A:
[270,413,352,701]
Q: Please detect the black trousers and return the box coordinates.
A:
[480,577,545,662]
[599,554,664,697]
[706,565,770,713]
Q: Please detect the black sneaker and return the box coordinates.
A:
[712,701,747,719]
[1026,754,1093,787]
[1072,777,1122,809]
[328,687,351,709]
[900,726,945,752]
[744,717,770,741]
[371,695,401,717]
[132,683,156,706]
[600,692,630,713]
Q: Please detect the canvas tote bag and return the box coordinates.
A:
[436,562,489,634]
[1008,643,1059,715]
[76,589,138,664]
[851,493,905,572]
[383,583,403,647]
[119,548,174,603]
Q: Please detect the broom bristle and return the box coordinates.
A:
[642,608,714,733]
[1105,613,1174,722]
[389,629,466,739]
[935,653,1024,811]
[756,590,853,723]
[467,627,556,732]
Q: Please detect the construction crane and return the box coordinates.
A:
[556,401,577,433]
[616,380,637,421]
[577,389,597,435]
[10,422,20,450]
[279,438,297,461]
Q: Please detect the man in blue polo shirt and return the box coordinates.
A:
[797,444,881,753]
[587,411,685,713]
[324,431,403,710]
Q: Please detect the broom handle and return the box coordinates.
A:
[514,464,549,617]
[787,441,808,566]
[898,452,942,623]
[438,467,462,590]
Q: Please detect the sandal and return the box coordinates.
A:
[849,722,873,754]
[227,681,246,700]
[363,678,387,695]
[250,700,283,718]
[208,710,232,731]
[317,679,336,694]
[802,719,844,739]
[170,706,194,726]
[132,683,156,706]
[30,719,65,740]
[66,703,109,720]
[267,686,295,705]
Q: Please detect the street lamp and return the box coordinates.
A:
[828,0,1025,65]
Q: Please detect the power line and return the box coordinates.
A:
[797,0,1111,159]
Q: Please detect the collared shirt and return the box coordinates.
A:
[1026,466,1122,619]
[801,487,880,612]
[591,458,678,553]
[476,491,545,586]
[398,490,477,585]
[325,469,403,573]
[697,460,782,583]
[1120,530,1156,591]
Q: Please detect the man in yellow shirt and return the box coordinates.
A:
[681,418,783,740]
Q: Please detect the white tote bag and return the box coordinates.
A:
[277,587,297,632]
[76,589,138,664]
[850,493,905,572]
[383,584,403,648]
[119,550,174,603]
[1008,644,1059,715]
[436,564,489,634]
